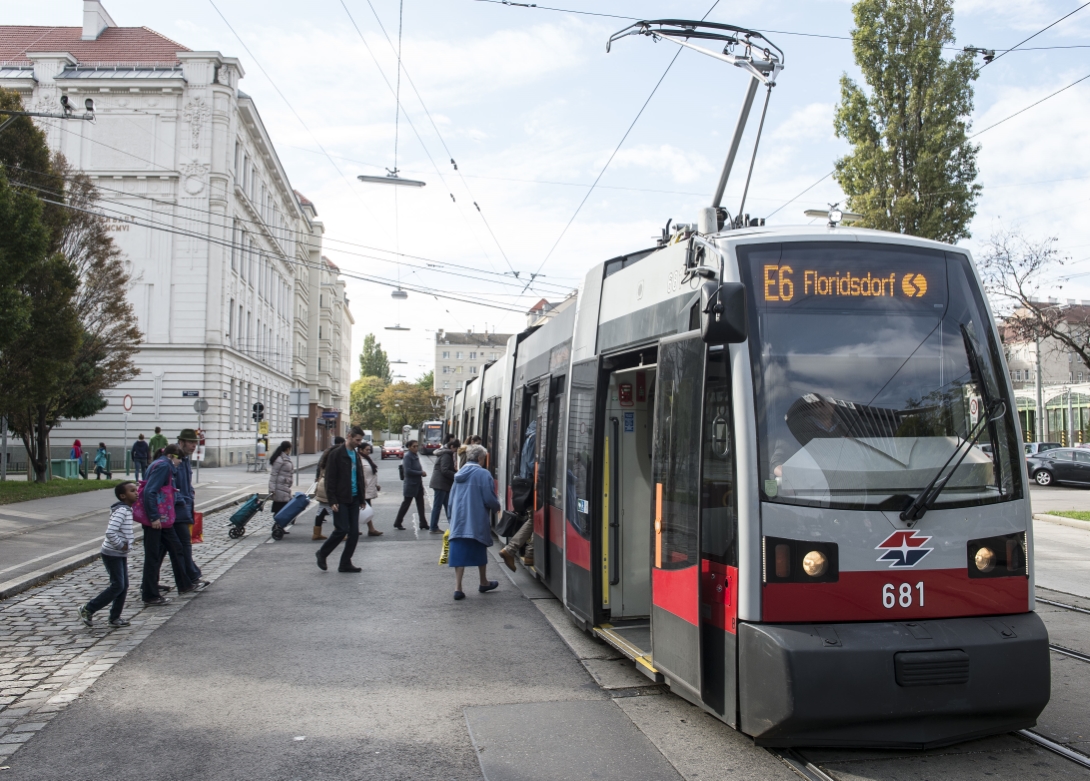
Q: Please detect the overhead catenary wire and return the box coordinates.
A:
[474,0,1090,55]
[7,149,578,294]
[19,188,533,313]
[983,0,1090,68]
[338,0,509,275]
[361,0,519,277]
[206,0,391,241]
[525,0,721,288]
[765,68,1090,221]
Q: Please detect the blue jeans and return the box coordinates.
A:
[429,489,450,531]
[87,555,128,621]
[134,458,148,481]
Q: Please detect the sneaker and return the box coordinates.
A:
[108,617,131,628]
[338,565,362,573]
[143,597,171,606]
[77,604,93,627]
[429,528,444,534]
[500,549,516,572]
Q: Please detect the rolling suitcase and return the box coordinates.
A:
[271,492,310,540]
[228,494,264,538]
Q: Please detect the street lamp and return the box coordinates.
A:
[358,172,426,188]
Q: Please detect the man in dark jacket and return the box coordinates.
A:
[161,429,205,588]
[428,438,459,534]
[394,440,427,531]
[131,434,150,480]
[316,427,366,573]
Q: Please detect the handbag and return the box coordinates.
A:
[314,475,328,504]
[438,528,451,565]
[191,512,204,544]
[497,510,524,537]
[510,476,534,514]
[398,463,405,481]
[360,501,375,524]
[133,466,176,527]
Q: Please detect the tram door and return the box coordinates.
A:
[650,334,706,699]
[533,376,565,593]
[604,366,655,618]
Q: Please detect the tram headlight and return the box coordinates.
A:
[974,546,996,573]
[802,550,828,578]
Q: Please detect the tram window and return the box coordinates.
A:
[740,243,1023,511]
[701,350,737,566]
[567,361,596,537]
[653,337,705,570]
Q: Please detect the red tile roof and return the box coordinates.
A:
[0,26,189,66]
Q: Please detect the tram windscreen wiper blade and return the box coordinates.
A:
[901,326,1005,524]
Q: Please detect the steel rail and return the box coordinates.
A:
[1017,730,1090,770]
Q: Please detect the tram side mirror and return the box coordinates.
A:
[700,281,748,344]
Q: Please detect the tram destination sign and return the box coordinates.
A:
[748,249,948,312]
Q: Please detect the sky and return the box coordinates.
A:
[6,0,1090,386]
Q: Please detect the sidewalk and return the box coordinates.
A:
[0,455,322,600]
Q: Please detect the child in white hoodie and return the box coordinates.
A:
[78,482,138,628]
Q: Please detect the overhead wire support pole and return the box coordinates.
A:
[714,76,760,209]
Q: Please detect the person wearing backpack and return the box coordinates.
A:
[138,445,195,605]
[393,440,427,531]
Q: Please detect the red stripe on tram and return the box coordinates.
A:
[653,566,700,626]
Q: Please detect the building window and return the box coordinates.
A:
[456,366,463,374]
[443,381,450,389]
[490,352,498,360]
[442,351,450,359]
[1080,372,1084,382]
[456,351,464,359]
[228,299,234,341]
[442,366,450,374]
[469,351,476,360]
[470,366,478,374]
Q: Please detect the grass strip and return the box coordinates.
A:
[0,479,125,505]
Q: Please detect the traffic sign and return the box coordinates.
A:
[289,388,309,418]
[194,399,209,415]
[122,394,133,412]
[259,421,269,435]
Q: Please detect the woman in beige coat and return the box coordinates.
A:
[268,441,294,532]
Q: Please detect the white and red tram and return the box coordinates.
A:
[453,226,1049,747]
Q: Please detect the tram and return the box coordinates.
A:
[452,223,1049,747]
[418,420,444,455]
[447,19,1050,748]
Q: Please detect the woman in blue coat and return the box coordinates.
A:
[447,445,501,600]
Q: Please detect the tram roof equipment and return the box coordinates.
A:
[608,20,784,228]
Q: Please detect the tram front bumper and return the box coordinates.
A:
[738,612,1050,749]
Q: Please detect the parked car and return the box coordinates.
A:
[977,443,994,457]
[1025,442,1063,457]
[381,440,404,460]
[1026,448,1090,487]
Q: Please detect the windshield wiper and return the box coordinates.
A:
[899,400,1005,524]
[901,325,1005,525]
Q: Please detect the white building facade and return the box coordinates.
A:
[0,2,352,466]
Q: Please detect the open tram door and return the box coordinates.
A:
[650,333,739,722]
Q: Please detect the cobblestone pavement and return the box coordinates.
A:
[0,508,271,767]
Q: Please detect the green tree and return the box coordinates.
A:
[833,0,980,243]
[350,375,388,430]
[416,369,434,390]
[358,333,391,383]
[378,382,443,431]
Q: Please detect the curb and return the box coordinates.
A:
[0,493,253,602]
[1034,512,1090,531]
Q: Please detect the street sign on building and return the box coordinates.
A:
[259,421,270,435]
[182,391,200,397]
[289,388,310,418]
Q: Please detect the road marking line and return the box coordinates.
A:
[0,535,104,576]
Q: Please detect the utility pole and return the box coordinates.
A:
[1,415,7,482]
[1035,336,1044,442]
[1067,387,1075,447]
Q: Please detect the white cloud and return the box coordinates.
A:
[609,144,713,184]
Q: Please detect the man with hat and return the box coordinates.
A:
[164,429,207,588]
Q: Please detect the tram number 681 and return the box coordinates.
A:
[882,582,924,609]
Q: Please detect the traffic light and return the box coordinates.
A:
[252,402,265,422]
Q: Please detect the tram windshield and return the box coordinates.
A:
[741,242,1021,511]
